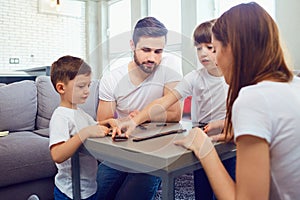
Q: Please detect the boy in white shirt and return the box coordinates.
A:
[49,55,110,199]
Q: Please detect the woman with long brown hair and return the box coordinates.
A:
[175,2,300,199]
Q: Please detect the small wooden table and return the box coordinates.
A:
[72,121,236,200]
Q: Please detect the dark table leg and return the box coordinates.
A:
[71,150,81,200]
[161,173,175,200]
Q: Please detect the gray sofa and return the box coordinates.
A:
[0,76,99,200]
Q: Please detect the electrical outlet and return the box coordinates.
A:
[9,58,14,64]
[14,58,19,64]
[9,58,19,64]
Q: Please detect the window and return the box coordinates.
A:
[149,0,182,75]
[149,0,182,49]
[108,0,131,39]
[215,0,275,19]
[107,0,132,71]
[149,0,181,34]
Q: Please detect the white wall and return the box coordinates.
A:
[0,0,86,70]
[1,0,299,71]
[276,0,300,70]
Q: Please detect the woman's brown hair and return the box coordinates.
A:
[212,2,293,139]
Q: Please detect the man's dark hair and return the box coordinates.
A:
[132,16,168,45]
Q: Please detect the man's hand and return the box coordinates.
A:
[99,118,118,128]
[115,117,138,137]
[129,110,140,118]
[98,118,122,138]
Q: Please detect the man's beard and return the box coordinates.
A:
[133,51,158,74]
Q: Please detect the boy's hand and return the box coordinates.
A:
[203,119,224,135]
[210,133,227,142]
[79,124,110,141]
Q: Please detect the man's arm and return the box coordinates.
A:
[97,100,116,121]
[119,88,182,136]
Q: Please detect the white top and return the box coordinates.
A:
[99,58,182,118]
[233,77,300,200]
[49,107,98,199]
[175,67,228,123]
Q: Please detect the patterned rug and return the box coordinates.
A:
[155,173,195,200]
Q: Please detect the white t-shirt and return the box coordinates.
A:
[99,59,182,118]
[49,107,98,199]
[175,67,228,123]
[233,77,300,200]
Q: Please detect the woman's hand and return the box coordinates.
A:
[174,127,214,159]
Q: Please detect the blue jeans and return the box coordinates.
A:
[96,163,161,200]
[194,156,236,200]
[54,186,97,200]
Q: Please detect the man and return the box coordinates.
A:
[96,17,182,200]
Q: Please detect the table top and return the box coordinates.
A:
[84,121,236,174]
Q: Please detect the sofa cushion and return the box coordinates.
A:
[35,76,60,130]
[33,128,50,137]
[0,80,37,132]
[36,76,100,130]
[0,131,57,187]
